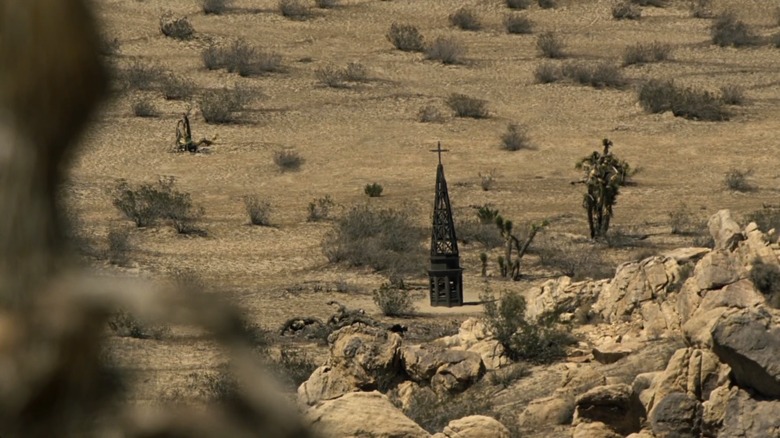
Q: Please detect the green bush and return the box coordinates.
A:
[425,36,467,65]
[307,195,335,222]
[373,283,415,316]
[482,289,574,364]
[387,23,426,52]
[506,0,531,9]
[623,42,672,65]
[537,32,565,59]
[749,259,780,308]
[505,14,533,34]
[711,13,758,47]
[638,80,728,121]
[200,85,251,124]
[446,93,489,119]
[723,168,754,192]
[364,182,384,197]
[159,12,194,40]
[450,7,481,31]
[273,149,304,172]
[243,195,272,226]
[612,2,641,20]
[322,205,424,276]
[501,123,532,151]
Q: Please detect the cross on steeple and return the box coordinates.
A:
[429,141,449,165]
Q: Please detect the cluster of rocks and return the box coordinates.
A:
[295,210,780,437]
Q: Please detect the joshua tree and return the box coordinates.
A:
[495,216,548,280]
[576,139,631,239]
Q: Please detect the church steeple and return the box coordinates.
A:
[427,142,463,307]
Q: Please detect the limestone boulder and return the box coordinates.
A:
[517,393,575,428]
[573,384,643,436]
[682,307,730,348]
[710,307,780,398]
[697,279,765,313]
[402,345,485,393]
[430,354,485,394]
[393,380,436,413]
[661,247,710,264]
[303,391,430,438]
[328,324,403,390]
[433,415,509,438]
[720,388,780,438]
[707,209,744,251]
[525,276,606,322]
[693,250,742,291]
[464,339,507,371]
[649,392,702,438]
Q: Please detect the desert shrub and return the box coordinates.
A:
[449,7,481,31]
[223,39,254,75]
[159,12,194,40]
[200,85,250,124]
[668,203,702,235]
[417,105,445,123]
[243,196,272,226]
[638,80,728,121]
[479,170,496,191]
[203,0,232,14]
[723,168,754,192]
[343,62,369,82]
[132,98,158,117]
[123,60,166,90]
[612,2,641,20]
[506,0,531,9]
[750,259,780,308]
[106,226,131,265]
[505,14,533,34]
[446,93,489,118]
[307,195,335,222]
[315,65,347,88]
[536,237,616,280]
[538,0,556,8]
[630,0,665,6]
[108,309,171,340]
[315,0,339,8]
[745,207,780,234]
[711,13,758,47]
[279,0,310,20]
[622,42,672,65]
[373,283,415,316]
[159,73,194,100]
[322,205,425,276]
[534,62,562,83]
[273,149,304,172]
[690,0,713,18]
[772,33,780,48]
[457,219,503,249]
[364,182,384,197]
[561,62,626,89]
[425,36,466,65]
[202,44,226,70]
[482,289,573,364]
[242,51,284,76]
[112,178,204,234]
[537,32,565,59]
[387,23,426,52]
[501,123,532,151]
[720,85,745,105]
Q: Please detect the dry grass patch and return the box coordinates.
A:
[689,0,713,18]
[723,168,754,192]
[244,196,272,226]
[500,123,533,151]
[417,105,445,123]
[387,23,425,52]
[720,85,745,105]
[132,98,158,118]
[159,73,195,100]
[561,62,626,89]
[506,0,531,9]
[446,93,489,119]
[623,42,672,65]
[315,0,339,8]
[123,60,166,91]
[612,2,641,20]
[273,149,304,172]
[538,0,557,9]
[534,62,561,83]
[425,36,467,64]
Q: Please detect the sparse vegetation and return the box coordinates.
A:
[159,12,194,40]
[425,36,467,65]
[538,0,556,9]
[668,203,701,235]
[711,13,758,47]
[401,387,492,434]
[112,178,204,234]
[159,73,194,100]
[315,0,339,8]
[217,39,284,77]
[505,14,533,34]
[630,0,665,6]
[506,0,531,9]
[457,219,503,250]
[202,44,226,70]
[273,149,304,172]
[749,259,780,308]
[689,0,713,18]
[322,205,424,276]
[449,7,481,31]
[612,2,641,20]
[534,62,561,83]
[279,0,310,20]
[501,123,533,151]
[723,168,754,192]
[495,216,547,280]
[387,23,426,52]
[417,105,445,123]
[536,236,616,280]
[244,196,272,226]
[638,80,728,121]
[745,207,780,234]
[132,98,158,118]
[106,226,131,265]
[315,65,347,88]
[271,347,319,389]
[537,32,565,59]
[108,309,171,340]
[123,60,166,91]
[561,61,626,89]
[343,62,369,82]
[772,33,780,48]
[200,85,251,124]
[720,85,745,105]
[477,204,500,224]
[364,182,384,197]
[623,42,672,65]
[373,283,415,316]
[446,93,489,119]
[479,169,496,191]
[307,195,335,222]
[203,0,232,14]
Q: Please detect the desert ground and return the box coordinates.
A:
[64,0,780,432]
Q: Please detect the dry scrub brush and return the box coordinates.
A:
[200,85,252,124]
[537,32,565,58]
[425,36,467,64]
[449,7,481,31]
[446,93,489,118]
[387,23,425,52]
[159,12,195,40]
[623,42,672,65]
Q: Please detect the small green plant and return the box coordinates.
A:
[425,36,467,65]
[364,182,384,197]
[132,98,158,118]
[612,2,641,20]
[279,0,310,20]
[623,42,672,65]
[500,123,532,151]
[506,0,531,9]
[711,12,758,47]
[273,149,304,172]
[307,195,335,222]
[417,105,445,123]
[159,12,194,40]
[720,85,745,105]
[200,85,251,124]
[505,14,533,34]
[723,168,754,192]
[534,62,561,83]
[749,259,780,308]
[576,139,630,239]
[446,93,489,119]
[203,0,232,14]
[387,23,426,52]
[449,7,481,31]
[373,283,415,316]
[244,196,272,226]
[537,32,565,59]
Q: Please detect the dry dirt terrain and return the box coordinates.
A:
[70,0,780,422]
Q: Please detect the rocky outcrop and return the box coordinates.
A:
[710,307,780,398]
[646,347,727,414]
[708,209,744,251]
[517,393,575,429]
[719,388,780,438]
[649,392,702,438]
[432,415,509,438]
[303,391,430,438]
[573,384,643,436]
[401,345,485,393]
[433,318,508,371]
[525,276,607,322]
